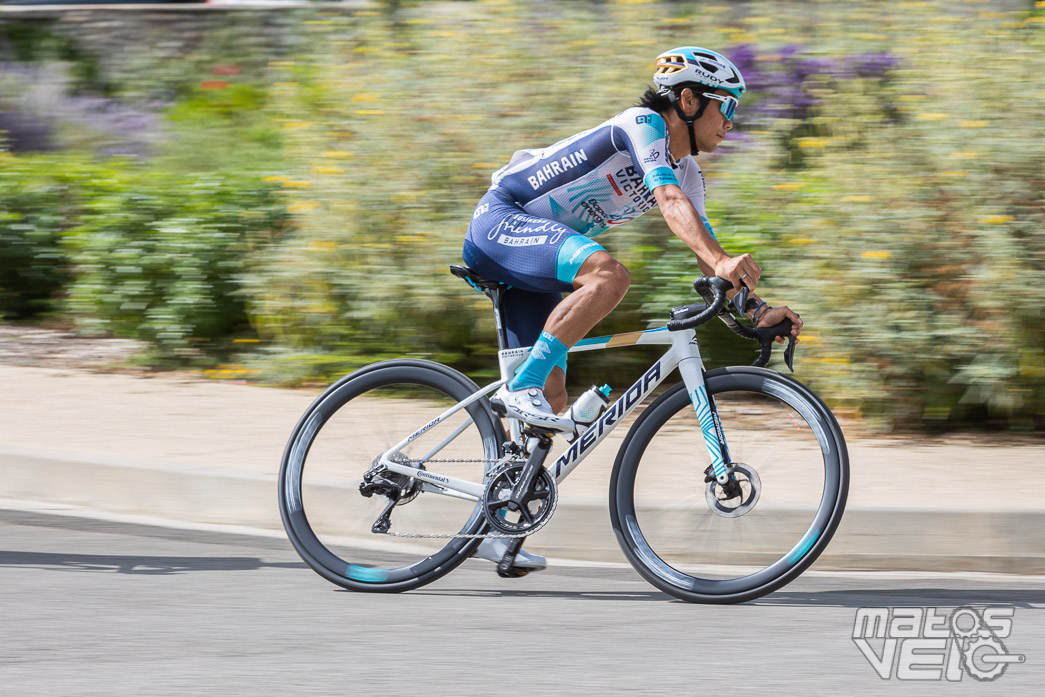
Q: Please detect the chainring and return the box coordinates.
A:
[482,463,557,535]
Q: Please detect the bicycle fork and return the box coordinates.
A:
[678,353,736,491]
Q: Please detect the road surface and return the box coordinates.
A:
[2,507,1042,695]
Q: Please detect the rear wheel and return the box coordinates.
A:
[609,367,848,604]
[278,360,505,592]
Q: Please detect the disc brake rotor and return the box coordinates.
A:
[705,463,761,518]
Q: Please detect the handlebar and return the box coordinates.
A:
[666,276,797,372]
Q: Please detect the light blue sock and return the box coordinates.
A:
[507,331,568,391]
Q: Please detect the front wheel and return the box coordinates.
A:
[609,367,849,604]
[278,360,506,593]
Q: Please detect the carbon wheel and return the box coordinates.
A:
[278,360,505,592]
[609,367,848,604]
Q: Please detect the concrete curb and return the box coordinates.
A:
[3,446,1042,574]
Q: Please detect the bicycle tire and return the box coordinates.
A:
[278,359,506,592]
[609,366,849,604]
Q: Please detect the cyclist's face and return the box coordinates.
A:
[689,88,734,154]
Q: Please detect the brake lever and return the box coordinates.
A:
[732,284,749,317]
[752,319,797,372]
[783,334,797,373]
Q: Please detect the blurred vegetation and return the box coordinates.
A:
[1,0,1043,431]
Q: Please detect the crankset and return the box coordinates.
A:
[482,463,557,535]
[704,462,761,518]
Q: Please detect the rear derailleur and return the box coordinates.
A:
[359,456,423,534]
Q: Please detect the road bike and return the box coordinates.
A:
[278,266,849,603]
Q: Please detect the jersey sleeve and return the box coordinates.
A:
[676,158,716,239]
[612,109,679,192]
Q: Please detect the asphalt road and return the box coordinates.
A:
[2,508,1043,696]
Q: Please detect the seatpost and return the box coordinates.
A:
[486,286,510,352]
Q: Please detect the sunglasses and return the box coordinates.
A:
[702,92,739,120]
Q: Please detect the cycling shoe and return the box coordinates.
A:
[473,537,547,573]
[492,385,574,433]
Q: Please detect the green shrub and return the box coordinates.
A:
[62,166,289,359]
[0,154,78,318]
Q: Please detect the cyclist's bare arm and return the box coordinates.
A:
[653,183,762,292]
[654,184,801,341]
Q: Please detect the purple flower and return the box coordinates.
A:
[845,54,900,79]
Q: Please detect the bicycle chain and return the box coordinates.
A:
[374,456,556,540]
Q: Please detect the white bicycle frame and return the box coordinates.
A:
[377,324,734,501]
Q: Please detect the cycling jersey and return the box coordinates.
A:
[462,106,713,354]
[489,106,715,239]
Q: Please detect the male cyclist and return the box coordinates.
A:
[465,47,803,571]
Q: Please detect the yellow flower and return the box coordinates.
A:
[312,165,345,175]
[288,202,322,213]
[352,93,380,103]
[861,250,893,260]
[771,182,803,191]
[916,113,948,120]
[262,175,290,183]
[797,138,829,148]
[281,120,312,130]
[950,151,978,159]
[282,181,312,188]
[354,110,385,116]
[977,215,1014,224]
[842,195,874,202]
[322,151,353,159]
[959,121,989,128]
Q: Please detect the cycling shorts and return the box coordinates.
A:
[463,189,606,295]
[462,189,606,360]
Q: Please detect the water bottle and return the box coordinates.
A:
[569,384,612,426]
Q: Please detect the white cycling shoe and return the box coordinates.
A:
[492,385,575,433]
[473,537,547,572]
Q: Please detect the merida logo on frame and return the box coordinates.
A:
[552,361,661,477]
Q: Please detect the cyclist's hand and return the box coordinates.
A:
[757,305,803,344]
[714,254,762,292]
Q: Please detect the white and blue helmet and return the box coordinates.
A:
[654,47,746,100]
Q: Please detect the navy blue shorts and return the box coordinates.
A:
[463,190,606,350]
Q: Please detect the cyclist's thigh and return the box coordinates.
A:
[463,190,606,294]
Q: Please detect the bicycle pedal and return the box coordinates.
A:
[489,397,507,417]
[496,565,530,579]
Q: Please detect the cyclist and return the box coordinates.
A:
[465,47,803,571]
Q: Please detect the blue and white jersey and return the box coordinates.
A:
[489,107,713,238]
